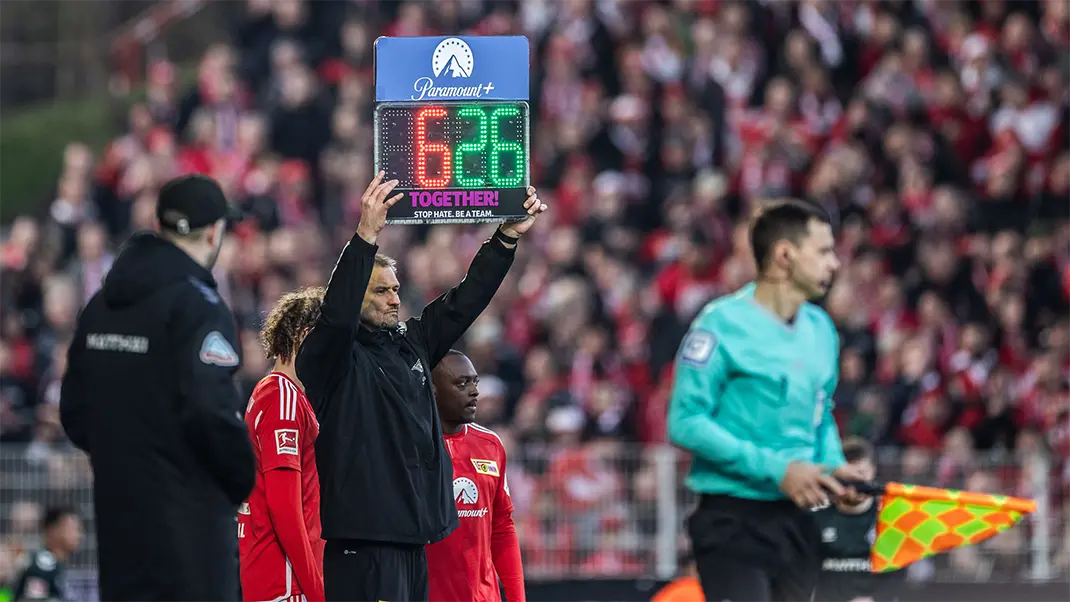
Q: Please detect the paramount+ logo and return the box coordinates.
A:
[411,38,496,101]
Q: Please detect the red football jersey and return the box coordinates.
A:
[427,423,523,602]
[239,372,323,602]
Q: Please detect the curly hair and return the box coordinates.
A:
[260,286,325,364]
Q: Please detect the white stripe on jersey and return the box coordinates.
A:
[468,423,511,497]
[469,422,504,446]
[275,375,300,421]
[267,559,294,602]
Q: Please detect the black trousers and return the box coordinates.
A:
[323,539,428,602]
[688,494,821,602]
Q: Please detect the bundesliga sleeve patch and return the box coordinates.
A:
[275,428,299,456]
[472,459,500,477]
[679,330,717,366]
[199,331,240,367]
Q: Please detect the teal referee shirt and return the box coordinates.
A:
[668,283,847,501]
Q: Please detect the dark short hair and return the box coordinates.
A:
[842,436,875,464]
[433,349,469,373]
[749,200,832,271]
[43,506,79,530]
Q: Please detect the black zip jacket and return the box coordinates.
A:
[59,232,255,601]
[296,232,515,544]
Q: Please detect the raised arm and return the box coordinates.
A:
[415,187,546,368]
[319,172,402,330]
[296,172,402,402]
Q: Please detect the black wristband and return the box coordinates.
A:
[493,228,519,245]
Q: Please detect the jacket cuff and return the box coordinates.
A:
[487,233,518,256]
[350,232,380,253]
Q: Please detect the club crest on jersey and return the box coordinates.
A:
[472,458,500,477]
[199,331,239,367]
[238,502,251,515]
[275,428,299,456]
[679,330,717,366]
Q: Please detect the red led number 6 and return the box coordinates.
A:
[415,107,452,188]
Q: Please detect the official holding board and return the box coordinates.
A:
[298,36,543,602]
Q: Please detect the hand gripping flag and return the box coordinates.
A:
[856,481,1036,572]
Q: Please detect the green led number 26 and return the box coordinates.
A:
[453,105,524,188]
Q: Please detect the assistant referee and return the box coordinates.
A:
[668,202,868,602]
[60,175,255,601]
[296,172,545,602]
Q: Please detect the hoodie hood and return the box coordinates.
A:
[101,232,218,309]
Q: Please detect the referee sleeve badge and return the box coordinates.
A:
[679,330,717,367]
[199,331,240,367]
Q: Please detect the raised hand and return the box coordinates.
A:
[498,186,547,240]
[356,171,403,245]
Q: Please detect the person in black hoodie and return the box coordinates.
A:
[59,175,256,601]
[297,171,546,602]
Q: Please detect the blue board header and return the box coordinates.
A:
[374,36,530,102]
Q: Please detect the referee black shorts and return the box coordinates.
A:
[687,494,821,602]
[323,539,428,602]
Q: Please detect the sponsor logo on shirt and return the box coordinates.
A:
[275,429,299,456]
[453,477,489,518]
[86,333,149,353]
[471,458,500,477]
[822,557,872,572]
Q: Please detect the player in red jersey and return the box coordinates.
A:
[240,287,326,602]
[426,350,525,602]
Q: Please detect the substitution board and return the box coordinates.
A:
[374,36,531,224]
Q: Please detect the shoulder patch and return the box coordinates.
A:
[275,428,299,456]
[199,331,239,367]
[679,330,718,366]
[188,276,220,304]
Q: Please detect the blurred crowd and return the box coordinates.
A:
[1,0,1068,583]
